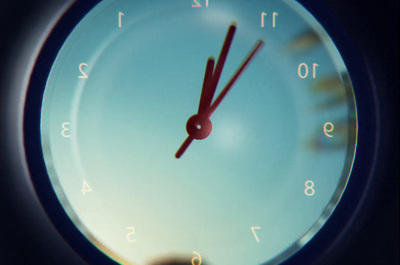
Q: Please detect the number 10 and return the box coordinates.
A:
[298,63,318,79]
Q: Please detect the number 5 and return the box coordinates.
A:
[126,226,136,243]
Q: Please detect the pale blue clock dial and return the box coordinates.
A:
[40,0,357,264]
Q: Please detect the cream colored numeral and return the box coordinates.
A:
[251,226,261,242]
[192,0,208,8]
[81,180,92,195]
[261,12,267,27]
[118,12,124,28]
[191,251,202,265]
[261,12,278,28]
[126,226,136,243]
[272,12,278,28]
[79,63,88,79]
[304,180,315,196]
[61,122,71,138]
[323,122,334,137]
[298,63,318,79]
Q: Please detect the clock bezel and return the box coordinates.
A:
[23,0,378,264]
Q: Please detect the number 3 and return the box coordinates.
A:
[61,122,71,138]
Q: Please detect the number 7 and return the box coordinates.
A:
[251,226,261,242]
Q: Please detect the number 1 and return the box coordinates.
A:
[119,12,124,28]
[261,12,267,28]
[272,12,278,28]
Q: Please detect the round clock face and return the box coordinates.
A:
[34,0,357,264]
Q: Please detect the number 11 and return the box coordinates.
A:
[261,12,278,28]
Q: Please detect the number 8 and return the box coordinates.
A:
[304,180,315,196]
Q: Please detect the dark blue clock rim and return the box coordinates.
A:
[23,1,378,265]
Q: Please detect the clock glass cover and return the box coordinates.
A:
[36,0,357,264]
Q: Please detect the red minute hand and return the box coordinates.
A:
[206,40,264,118]
[198,24,236,114]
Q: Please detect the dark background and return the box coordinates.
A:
[0,0,398,264]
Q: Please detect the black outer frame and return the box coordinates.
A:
[16,1,396,265]
[281,1,379,264]
[23,1,118,264]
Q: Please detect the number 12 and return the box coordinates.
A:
[192,0,208,8]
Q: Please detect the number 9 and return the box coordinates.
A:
[323,122,334,138]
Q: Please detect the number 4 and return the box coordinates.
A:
[251,226,261,242]
[81,180,92,196]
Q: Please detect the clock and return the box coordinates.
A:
[0,0,398,265]
[25,0,360,263]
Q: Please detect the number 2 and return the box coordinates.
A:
[79,63,88,79]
